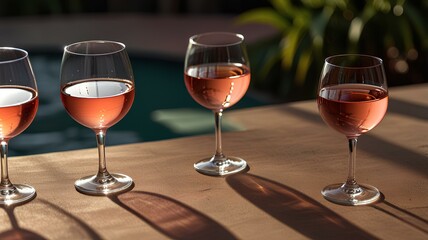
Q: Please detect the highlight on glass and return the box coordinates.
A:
[317,54,388,205]
[60,40,135,195]
[184,32,251,176]
[0,47,39,205]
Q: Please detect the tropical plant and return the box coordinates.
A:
[238,0,428,100]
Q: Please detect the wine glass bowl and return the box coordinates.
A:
[0,47,38,205]
[60,40,135,195]
[184,32,251,176]
[317,54,388,205]
[184,63,250,111]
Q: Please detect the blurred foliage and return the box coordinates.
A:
[238,0,428,101]
[1,0,426,102]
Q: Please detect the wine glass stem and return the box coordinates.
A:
[214,110,225,158]
[0,140,12,187]
[345,138,358,188]
[95,130,109,177]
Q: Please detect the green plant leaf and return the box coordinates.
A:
[270,0,297,17]
[236,8,291,31]
[301,0,324,8]
[404,2,428,49]
[281,27,305,69]
[238,0,427,100]
[325,0,348,9]
[370,0,391,12]
[310,6,335,54]
[348,4,377,52]
[295,48,313,86]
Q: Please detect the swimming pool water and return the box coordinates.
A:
[10,53,266,156]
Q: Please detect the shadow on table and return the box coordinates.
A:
[109,191,237,240]
[372,200,428,234]
[388,98,428,121]
[0,201,46,240]
[0,198,102,240]
[282,104,428,178]
[226,173,379,240]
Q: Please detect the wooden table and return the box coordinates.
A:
[1,83,427,239]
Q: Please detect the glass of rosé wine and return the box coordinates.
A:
[60,40,135,195]
[184,32,251,176]
[0,48,38,205]
[317,54,388,205]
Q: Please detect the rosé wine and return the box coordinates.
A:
[0,86,38,139]
[184,63,250,110]
[318,84,388,137]
[61,78,134,130]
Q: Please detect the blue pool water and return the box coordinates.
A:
[9,53,267,156]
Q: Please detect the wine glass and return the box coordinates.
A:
[184,32,251,176]
[60,40,135,195]
[0,47,38,205]
[317,54,388,205]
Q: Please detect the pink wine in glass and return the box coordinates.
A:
[184,63,250,110]
[61,78,135,130]
[318,83,388,137]
[0,87,38,139]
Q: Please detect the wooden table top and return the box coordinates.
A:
[1,83,427,239]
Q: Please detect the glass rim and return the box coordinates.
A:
[0,47,28,64]
[325,54,383,69]
[189,32,245,47]
[64,40,126,56]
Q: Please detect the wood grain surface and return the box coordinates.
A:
[0,83,427,239]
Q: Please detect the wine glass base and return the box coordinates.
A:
[0,184,36,206]
[322,183,380,206]
[194,156,247,176]
[75,173,133,196]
